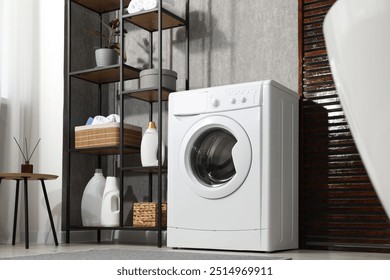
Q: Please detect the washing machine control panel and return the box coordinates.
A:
[207,84,262,112]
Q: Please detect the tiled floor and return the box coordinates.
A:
[1,243,390,260]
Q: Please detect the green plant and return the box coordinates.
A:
[90,18,127,61]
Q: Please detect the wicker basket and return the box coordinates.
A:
[75,123,142,149]
[133,202,167,227]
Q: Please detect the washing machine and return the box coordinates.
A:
[167,80,299,252]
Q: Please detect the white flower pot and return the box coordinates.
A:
[95,48,118,67]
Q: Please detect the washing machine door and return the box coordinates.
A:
[179,115,252,199]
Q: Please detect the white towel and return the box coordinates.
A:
[128,0,182,18]
[143,0,175,10]
[128,0,144,14]
[91,114,120,125]
[142,0,158,10]
[142,0,181,17]
[106,114,120,123]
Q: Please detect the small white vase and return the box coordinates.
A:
[95,48,118,67]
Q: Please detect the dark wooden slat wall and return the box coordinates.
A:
[299,0,390,252]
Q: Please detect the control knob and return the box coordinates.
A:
[211,99,220,108]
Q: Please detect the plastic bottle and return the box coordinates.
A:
[100,176,120,227]
[81,169,106,226]
[140,121,165,167]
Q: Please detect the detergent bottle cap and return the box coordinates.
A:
[148,121,156,129]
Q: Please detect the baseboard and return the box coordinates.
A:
[1,231,59,246]
[62,230,167,246]
[116,230,167,245]
[1,230,167,246]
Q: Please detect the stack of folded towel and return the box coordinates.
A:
[86,114,121,125]
[128,0,180,17]
[128,0,143,14]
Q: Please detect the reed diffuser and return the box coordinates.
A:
[14,137,41,173]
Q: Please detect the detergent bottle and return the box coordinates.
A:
[81,169,106,226]
[100,176,120,227]
[140,121,165,166]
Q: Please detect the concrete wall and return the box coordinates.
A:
[190,0,298,90]
[65,0,298,242]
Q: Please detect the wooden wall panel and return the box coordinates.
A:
[299,0,390,252]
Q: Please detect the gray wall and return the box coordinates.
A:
[63,5,110,227]
[122,0,298,91]
[64,0,298,232]
[189,0,298,90]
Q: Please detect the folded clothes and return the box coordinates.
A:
[85,117,94,125]
[142,0,158,10]
[128,0,181,17]
[90,114,120,125]
[128,0,143,14]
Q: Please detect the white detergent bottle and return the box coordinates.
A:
[100,176,120,227]
[140,121,165,167]
[81,169,106,226]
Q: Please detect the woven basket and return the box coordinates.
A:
[133,202,167,227]
[75,123,141,149]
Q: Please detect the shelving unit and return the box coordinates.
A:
[64,0,189,247]
[70,64,140,84]
[123,7,186,31]
[122,87,172,102]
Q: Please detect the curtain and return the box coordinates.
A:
[0,0,53,244]
[0,0,39,171]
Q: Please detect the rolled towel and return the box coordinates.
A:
[106,114,121,123]
[142,0,181,17]
[142,0,158,10]
[91,114,120,125]
[128,0,144,14]
[85,117,94,125]
[91,115,106,125]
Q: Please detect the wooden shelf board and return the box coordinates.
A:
[71,145,139,155]
[70,225,166,231]
[124,8,186,32]
[70,64,140,84]
[123,87,173,102]
[72,0,131,14]
[122,166,167,174]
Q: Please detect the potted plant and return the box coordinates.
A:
[90,18,127,67]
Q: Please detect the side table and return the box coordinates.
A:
[0,173,59,249]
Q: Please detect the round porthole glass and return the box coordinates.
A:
[179,115,252,199]
[190,128,237,187]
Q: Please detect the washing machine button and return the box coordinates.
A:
[241,97,247,103]
[231,98,237,104]
[211,99,220,108]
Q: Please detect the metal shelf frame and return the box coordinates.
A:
[65,0,189,248]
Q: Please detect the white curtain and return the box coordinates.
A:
[0,0,64,244]
[0,0,39,168]
[0,0,40,243]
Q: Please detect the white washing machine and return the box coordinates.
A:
[167,80,299,252]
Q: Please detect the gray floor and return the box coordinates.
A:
[1,243,390,260]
